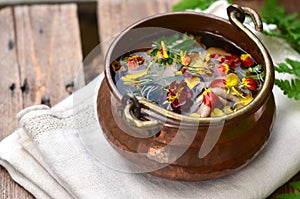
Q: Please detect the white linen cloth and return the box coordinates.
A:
[1,1,300,198]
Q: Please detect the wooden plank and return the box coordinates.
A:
[0,0,96,6]
[14,4,85,107]
[0,8,22,139]
[0,4,84,199]
[97,0,180,55]
[0,7,35,199]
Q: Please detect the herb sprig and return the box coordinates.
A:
[261,0,300,101]
[275,59,300,101]
[261,0,300,54]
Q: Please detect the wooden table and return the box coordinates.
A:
[0,0,299,198]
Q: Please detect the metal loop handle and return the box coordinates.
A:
[227,4,263,33]
[122,93,141,118]
[122,93,159,128]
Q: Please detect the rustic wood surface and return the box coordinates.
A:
[0,3,84,199]
[0,0,95,6]
[0,0,299,198]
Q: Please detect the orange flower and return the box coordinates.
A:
[210,73,239,89]
[240,54,255,68]
[242,77,259,90]
[216,63,230,75]
[128,55,145,69]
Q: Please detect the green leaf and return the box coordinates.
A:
[290,181,300,190]
[277,192,300,199]
[275,79,300,100]
[171,0,217,12]
[261,0,300,54]
[275,59,300,78]
[172,39,195,52]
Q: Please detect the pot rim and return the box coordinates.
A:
[104,11,274,126]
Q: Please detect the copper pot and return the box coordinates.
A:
[97,5,275,181]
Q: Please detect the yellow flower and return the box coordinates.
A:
[225,73,239,88]
[234,94,254,108]
[161,41,169,59]
[184,76,200,89]
[211,108,224,117]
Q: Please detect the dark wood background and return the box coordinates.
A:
[0,0,299,198]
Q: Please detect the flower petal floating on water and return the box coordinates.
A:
[225,73,239,88]
[161,41,169,59]
[242,77,259,91]
[128,55,145,70]
[211,108,225,117]
[210,79,226,88]
[240,54,255,68]
[234,94,254,109]
[121,65,151,82]
[210,73,239,89]
[185,76,201,89]
[203,88,222,108]
[216,63,230,75]
[163,80,193,113]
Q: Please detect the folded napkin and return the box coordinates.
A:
[1,1,300,198]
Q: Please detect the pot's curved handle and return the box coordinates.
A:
[227,5,272,69]
[227,5,263,32]
[122,93,159,128]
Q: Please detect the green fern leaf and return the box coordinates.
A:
[275,79,300,100]
[275,59,300,78]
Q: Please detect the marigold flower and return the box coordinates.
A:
[128,55,145,69]
[240,54,255,68]
[225,73,239,88]
[242,77,259,90]
[211,73,239,89]
[216,63,230,75]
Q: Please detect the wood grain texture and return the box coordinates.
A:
[14,4,85,107]
[0,6,32,199]
[0,4,84,199]
[0,0,96,6]
[98,0,181,55]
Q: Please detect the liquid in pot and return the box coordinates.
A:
[112,32,264,118]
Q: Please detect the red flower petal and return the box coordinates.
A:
[210,79,226,88]
[242,77,258,90]
[203,89,221,108]
[216,63,230,75]
[240,54,255,68]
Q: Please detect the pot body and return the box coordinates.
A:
[98,80,275,181]
[98,12,275,181]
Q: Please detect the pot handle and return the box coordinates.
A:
[122,93,160,128]
[227,5,263,32]
[227,5,272,68]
